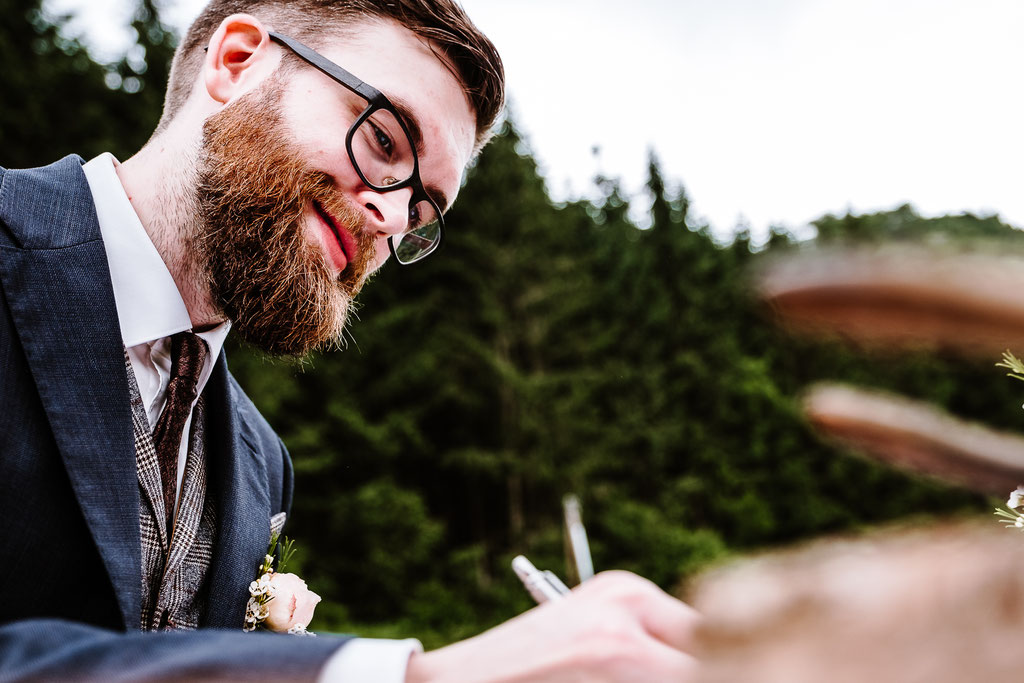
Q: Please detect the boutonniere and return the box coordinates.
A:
[995,353,1024,531]
[244,533,321,635]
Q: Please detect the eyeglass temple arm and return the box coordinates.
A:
[267,32,382,103]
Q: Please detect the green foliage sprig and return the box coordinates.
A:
[996,351,1024,384]
[995,505,1024,530]
[267,532,297,574]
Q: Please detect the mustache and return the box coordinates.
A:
[302,171,377,289]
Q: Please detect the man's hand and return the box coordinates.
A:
[405,570,700,683]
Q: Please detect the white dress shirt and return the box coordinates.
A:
[82,153,420,682]
[84,153,230,503]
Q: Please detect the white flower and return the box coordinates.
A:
[1008,486,1024,509]
[248,573,275,598]
[245,597,269,621]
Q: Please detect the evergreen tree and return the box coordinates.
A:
[0,0,170,167]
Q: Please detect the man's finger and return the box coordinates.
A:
[640,591,702,653]
[638,636,701,681]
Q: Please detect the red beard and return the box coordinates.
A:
[193,77,376,356]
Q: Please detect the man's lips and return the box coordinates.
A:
[313,201,358,273]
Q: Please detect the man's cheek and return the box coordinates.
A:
[371,241,391,272]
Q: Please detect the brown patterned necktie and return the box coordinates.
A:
[152,331,208,538]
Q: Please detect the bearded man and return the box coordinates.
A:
[0,1,698,680]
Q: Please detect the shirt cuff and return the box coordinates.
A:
[317,637,423,683]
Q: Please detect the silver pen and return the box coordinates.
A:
[563,494,594,583]
[512,555,571,604]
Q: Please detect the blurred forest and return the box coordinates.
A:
[5,0,1022,646]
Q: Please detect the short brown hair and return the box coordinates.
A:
[158,0,504,152]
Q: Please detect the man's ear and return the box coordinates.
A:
[204,14,276,104]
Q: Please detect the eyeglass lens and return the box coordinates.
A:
[351,110,441,263]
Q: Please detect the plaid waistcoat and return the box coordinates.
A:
[125,352,218,631]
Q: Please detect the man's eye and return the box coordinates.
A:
[368,120,394,157]
[408,203,422,230]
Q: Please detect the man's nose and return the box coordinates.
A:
[360,186,411,238]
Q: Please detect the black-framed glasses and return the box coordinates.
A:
[269,31,444,265]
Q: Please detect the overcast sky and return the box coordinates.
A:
[46,0,1024,240]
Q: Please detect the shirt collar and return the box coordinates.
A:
[82,153,230,358]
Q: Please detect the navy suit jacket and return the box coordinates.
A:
[0,157,347,680]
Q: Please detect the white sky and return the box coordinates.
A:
[46,0,1024,240]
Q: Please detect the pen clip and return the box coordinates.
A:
[512,555,569,604]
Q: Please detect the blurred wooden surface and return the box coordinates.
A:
[758,248,1024,356]
[802,383,1024,494]
[691,522,1024,683]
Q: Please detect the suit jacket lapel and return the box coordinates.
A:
[0,156,141,629]
[203,353,272,628]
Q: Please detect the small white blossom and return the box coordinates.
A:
[245,597,269,621]
[248,573,274,598]
[1008,486,1024,509]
